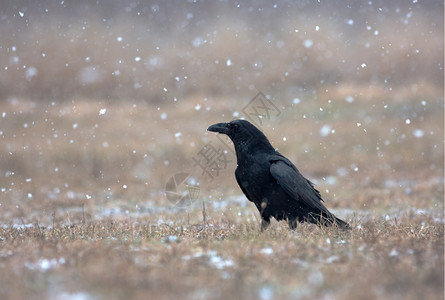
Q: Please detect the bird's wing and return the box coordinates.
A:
[269,155,330,214]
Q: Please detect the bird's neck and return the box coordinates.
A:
[234,138,275,162]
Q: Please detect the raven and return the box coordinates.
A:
[207,119,349,230]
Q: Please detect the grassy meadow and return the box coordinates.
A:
[0,1,443,299]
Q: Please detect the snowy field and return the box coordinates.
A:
[0,1,443,299]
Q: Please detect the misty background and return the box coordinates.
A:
[0,0,443,222]
[1,0,443,101]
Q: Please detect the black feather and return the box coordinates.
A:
[208,119,350,230]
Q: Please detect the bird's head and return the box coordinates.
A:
[207,119,271,151]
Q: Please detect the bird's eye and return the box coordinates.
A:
[232,123,239,132]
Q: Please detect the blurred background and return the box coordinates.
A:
[0,0,443,224]
[1,1,443,100]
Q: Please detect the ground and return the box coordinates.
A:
[0,212,443,300]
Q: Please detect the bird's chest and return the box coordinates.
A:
[236,157,273,196]
[237,156,268,178]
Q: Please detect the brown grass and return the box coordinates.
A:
[0,1,443,299]
[0,214,442,300]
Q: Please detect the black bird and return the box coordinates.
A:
[207,119,349,230]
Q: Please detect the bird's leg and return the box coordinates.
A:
[288,218,297,230]
[260,217,270,232]
[259,200,270,231]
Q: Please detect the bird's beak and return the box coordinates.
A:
[207,122,229,134]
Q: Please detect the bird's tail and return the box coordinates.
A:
[333,216,351,230]
[312,212,351,230]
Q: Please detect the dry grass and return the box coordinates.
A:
[0,1,444,299]
[0,214,442,300]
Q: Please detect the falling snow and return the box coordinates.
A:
[412,129,424,138]
[303,39,313,48]
[319,124,332,137]
[0,3,442,298]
